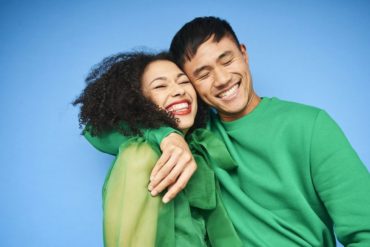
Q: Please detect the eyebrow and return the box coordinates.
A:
[149,76,167,85]
[193,51,233,77]
[176,73,187,80]
[218,51,233,60]
[193,65,211,78]
[150,73,186,85]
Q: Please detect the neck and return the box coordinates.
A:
[181,128,189,135]
[220,92,261,122]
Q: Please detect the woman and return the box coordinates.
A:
[73,52,241,246]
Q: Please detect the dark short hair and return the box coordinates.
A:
[170,16,240,68]
[73,51,208,136]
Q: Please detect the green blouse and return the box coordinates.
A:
[86,127,242,246]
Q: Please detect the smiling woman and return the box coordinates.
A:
[73,52,179,137]
[73,51,242,246]
[141,60,198,133]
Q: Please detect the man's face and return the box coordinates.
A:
[183,36,256,121]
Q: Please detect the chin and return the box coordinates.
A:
[177,120,194,132]
[224,97,248,112]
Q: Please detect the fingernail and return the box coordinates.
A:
[148,184,153,191]
[163,196,170,203]
[150,176,154,181]
[151,190,157,196]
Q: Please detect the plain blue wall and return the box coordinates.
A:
[1,0,369,246]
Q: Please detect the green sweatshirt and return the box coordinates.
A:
[85,97,370,246]
[208,97,370,246]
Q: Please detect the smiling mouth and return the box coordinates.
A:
[165,101,192,115]
[217,82,240,100]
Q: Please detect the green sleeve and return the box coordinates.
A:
[144,127,183,147]
[103,140,162,247]
[83,126,181,155]
[83,128,129,155]
[310,111,370,246]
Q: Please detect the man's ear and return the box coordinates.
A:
[240,44,248,63]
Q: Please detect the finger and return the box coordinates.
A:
[149,151,181,192]
[151,150,171,180]
[150,148,192,190]
[151,156,190,196]
[162,165,196,203]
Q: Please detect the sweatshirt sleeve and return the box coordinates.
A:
[83,126,181,155]
[103,140,162,247]
[310,110,370,246]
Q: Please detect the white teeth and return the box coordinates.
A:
[219,84,238,99]
[167,102,189,112]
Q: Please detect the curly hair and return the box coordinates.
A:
[73,51,209,137]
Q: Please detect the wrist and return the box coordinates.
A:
[160,132,185,150]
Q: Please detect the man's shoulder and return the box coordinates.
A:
[267,97,322,119]
[207,97,326,128]
[269,97,321,112]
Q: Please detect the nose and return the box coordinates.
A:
[171,83,186,97]
[213,66,232,88]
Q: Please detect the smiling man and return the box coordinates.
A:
[161,16,370,246]
[181,33,258,122]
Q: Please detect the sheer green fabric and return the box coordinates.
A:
[103,139,161,246]
[186,129,242,247]
[97,129,242,247]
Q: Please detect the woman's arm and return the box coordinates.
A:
[83,126,180,155]
[85,123,196,203]
[103,140,162,247]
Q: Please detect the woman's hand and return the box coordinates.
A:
[148,133,197,203]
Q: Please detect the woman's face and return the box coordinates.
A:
[141,60,198,133]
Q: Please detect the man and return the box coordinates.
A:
[86,17,370,246]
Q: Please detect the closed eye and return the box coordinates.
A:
[198,73,210,80]
[153,85,166,89]
[223,59,233,66]
[179,80,190,84]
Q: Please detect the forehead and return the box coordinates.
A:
[144,60,180,74]
[143,60,180,79]
[184,36,240,70]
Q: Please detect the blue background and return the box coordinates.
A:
[1,0,369,246]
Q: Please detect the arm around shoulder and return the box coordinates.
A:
[83,126,129,155]
[83,125,180,155]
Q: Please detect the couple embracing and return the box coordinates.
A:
[74,16,370,247]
